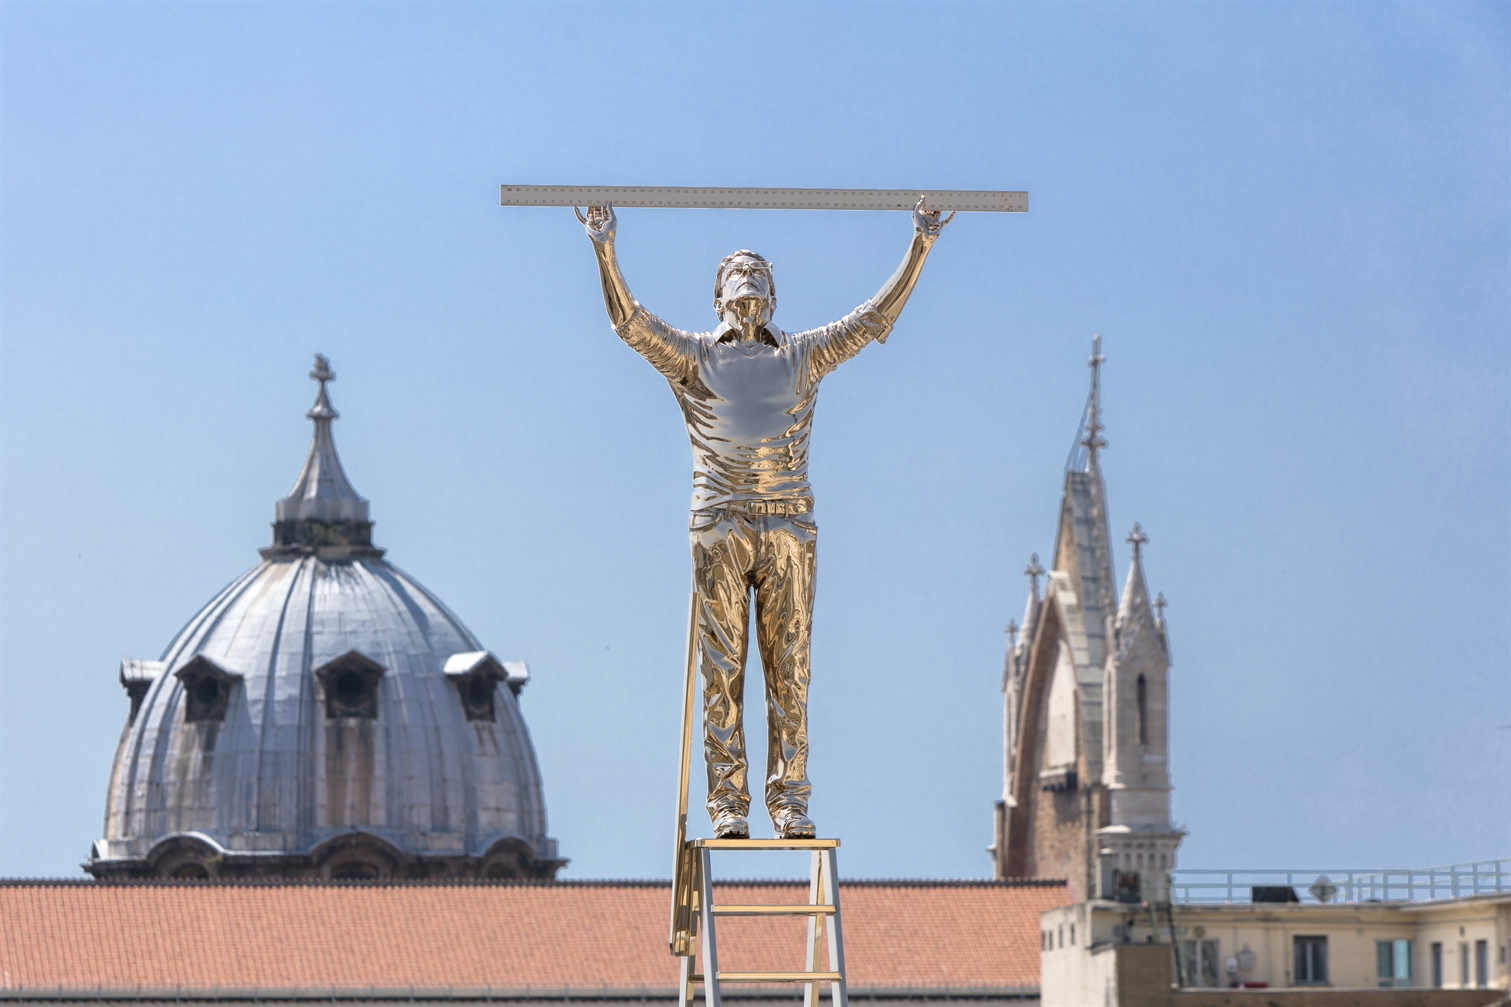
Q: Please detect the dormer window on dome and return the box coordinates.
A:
[119,659,163,726]
[443,652,528,722]
[174,656,241,723]
[315,651,385,719]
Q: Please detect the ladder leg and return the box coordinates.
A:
[670,589,700,955]
[678,950,695,1007]
[804,850,824,1007]
[699,848,721,1007]
[821,849,848,1007]
[680,850,702,1007]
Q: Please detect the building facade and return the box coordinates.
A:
[89,357,562,880]
[1040,893,1510,1004]
[992,337,1182,903]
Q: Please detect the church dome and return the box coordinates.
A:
[90,357,563,880]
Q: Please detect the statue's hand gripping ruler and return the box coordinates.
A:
[500,185,1026,212]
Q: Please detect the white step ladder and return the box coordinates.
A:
[674,838,848,1007]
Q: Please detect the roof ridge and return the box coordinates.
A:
[0,876,1066,888]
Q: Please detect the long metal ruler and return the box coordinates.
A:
[499,185,1027,213]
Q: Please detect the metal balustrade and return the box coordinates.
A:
[1171,859,1510,904]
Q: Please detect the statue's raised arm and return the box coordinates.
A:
[796,197,953,381]
[578,204,635,327]
[578,204,697,383]
[873,197,954,325]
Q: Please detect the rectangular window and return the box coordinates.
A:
[1431,943,1443,988]
[1376,940,1412,987]
[1476,940,1488,988]
[1294,936,1328,985]
[1461,943,1470,987]
[1070,924,1076,946]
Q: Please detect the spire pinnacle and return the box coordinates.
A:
[1153,592,1168,628]
[1023,553,1044,598]
[1116,522,1158,651]
[1065,334,1109,472]
[1081,334,1107,459]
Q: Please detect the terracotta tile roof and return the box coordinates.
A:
[0,879,1066,993]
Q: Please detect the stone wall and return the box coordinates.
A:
[1115,945,1176,1007]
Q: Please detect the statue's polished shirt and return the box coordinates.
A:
[614,301,892,512]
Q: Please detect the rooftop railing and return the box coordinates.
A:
[1171,859,1510,905]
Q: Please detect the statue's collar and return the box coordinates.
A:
[713,321,783,347]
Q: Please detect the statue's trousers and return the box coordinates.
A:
[690,508,816,820]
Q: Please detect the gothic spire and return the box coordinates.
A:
[1052,336,1118,669]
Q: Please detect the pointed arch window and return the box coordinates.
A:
[1135,673,1148,746]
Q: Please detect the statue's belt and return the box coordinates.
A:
[692,498,813,518]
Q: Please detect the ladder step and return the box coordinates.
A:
[711,904,836,916]
[692,967,846,973]
[689,838,840,850]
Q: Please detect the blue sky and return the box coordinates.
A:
[1,1,1506,880]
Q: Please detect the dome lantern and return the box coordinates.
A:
[267,354,378,557]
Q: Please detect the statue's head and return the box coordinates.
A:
[713,250,777,339]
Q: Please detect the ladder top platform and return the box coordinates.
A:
[688,838,840,850]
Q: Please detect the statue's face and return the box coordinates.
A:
[715,255,775,337]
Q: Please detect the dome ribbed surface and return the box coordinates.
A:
[97,556,553,867]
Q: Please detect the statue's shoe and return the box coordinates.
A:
[712,807,750,839]
[772,808,816,839]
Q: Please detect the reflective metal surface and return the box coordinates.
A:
[583,205,948,832]
[506,185,1026,212]
[693,510,816,822]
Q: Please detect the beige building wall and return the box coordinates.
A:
[1041,895,1510,1007]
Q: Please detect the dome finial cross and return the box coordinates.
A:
[306,354,338,422]
[310,354,335,386]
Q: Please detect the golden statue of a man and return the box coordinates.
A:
[581,201,951,838]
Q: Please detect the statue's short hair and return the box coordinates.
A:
[713,250,776,303]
